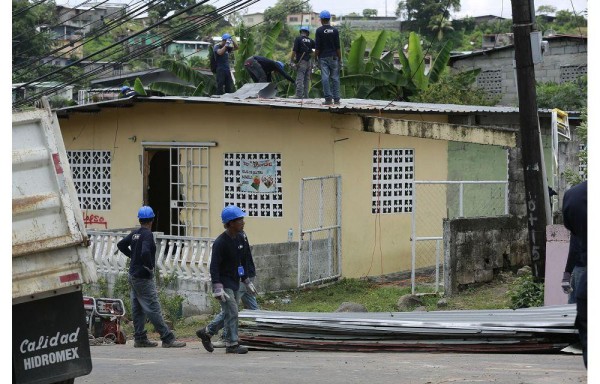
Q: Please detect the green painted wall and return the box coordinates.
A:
[447,142,508,218]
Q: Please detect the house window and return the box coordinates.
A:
[371,149,414,214]
[289,16,298,22]
[477,69,503,96]
[224,153,283,217]
[560,65,587,83]
[248,17,254,22]
[67,150,112,210]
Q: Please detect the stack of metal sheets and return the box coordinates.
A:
[238,305,579,353]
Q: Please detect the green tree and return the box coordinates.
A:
[149,59,215,96]
[12,0,57,71]
[363,9,378,18]
[263,0,311,24]
[536,76,587,111]
[536,5,557,15]
[428,14,454,41]
[397,0,460,37]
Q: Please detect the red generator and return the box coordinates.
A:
[84,296,127,344]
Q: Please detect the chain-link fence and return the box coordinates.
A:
[298,175,341,287]
[410,181,508,294]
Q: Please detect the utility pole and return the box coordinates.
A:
[511,0,547,279]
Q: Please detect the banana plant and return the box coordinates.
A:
[148,59,215,96]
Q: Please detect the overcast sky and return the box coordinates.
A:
[53,0,588,19]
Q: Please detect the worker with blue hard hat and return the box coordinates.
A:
[315,9,341,106]
[117,206,186,348]
[196,205,257,354]
[214,32,238,95]
[243,55,294,84]
[290,25,315,98]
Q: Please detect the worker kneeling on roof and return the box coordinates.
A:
[244,56,294,84]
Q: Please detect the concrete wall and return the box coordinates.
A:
[443,216,529,296]
[343,20,401,31]
[451,39,587,106]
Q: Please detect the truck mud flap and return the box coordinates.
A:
[13,290,92,384]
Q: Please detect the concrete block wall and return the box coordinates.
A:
[251,241,299,292]
[443,216,529,296]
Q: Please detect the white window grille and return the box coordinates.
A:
[477,69,503,96]
[560,65,587,83]
[372,149,414,214]
[224,153,283,217]
[67,150,111,210]
[579,143,587,177]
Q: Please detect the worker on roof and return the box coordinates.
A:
[214,33,238,95]
[290,26,315,99]
[243,55,294,84]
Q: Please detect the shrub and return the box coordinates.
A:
[508,273,544,309]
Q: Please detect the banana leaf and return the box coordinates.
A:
[407,32,426,90]
[133,78,147,96]
[365,31,389,73]
[160,59,206,86]
[428,40,452,84]
[235,27,256,87]
[149,81,197,96]
[346,35,367,75]
[261,21,283,58]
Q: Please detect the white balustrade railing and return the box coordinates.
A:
[88,230,214,282]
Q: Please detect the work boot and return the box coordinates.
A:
[134,339,158,348]
[212,336,226,348]
[162,339,186,348]
[322,98,333,106]
[225,344,248,354]
[196,327,214,352]
[333,99,341,105]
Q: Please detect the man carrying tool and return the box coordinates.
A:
[214,33,238,95]
[117,206,186,348]
[244,55,294,84]
[290,26,315,99]
[196,205,256,354]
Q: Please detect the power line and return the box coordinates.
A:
[13,0,259,107]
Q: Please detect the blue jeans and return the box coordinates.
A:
[206,288,241,346]
[214,279,259,340]
[319,56,340,101]
[129,275,175,343]
[569,266,585,304]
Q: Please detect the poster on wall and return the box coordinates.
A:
[240,159,276,193]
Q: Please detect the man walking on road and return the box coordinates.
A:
[214,33,238,95]
[315,10,341,106]
[196,205,256,354]
[290,26,315,98]
[117,206,186,348]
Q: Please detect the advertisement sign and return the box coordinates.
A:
[240,159,276,193]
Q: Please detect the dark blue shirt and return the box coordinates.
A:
[210,231,253,291]
[214,44,233,71]
[563,181,587,267]
[293,35,315,62]
[117,227,156,279]
[315,25,340,58]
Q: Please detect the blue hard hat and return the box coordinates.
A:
[300,26,309,32]
[319,10,331,19]
[121,85,130,93]
[221,205,246,224]
[222,33,231,40]
[276,61,284,70]
[138,206,155,219]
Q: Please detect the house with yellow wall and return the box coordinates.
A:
[57,96,569,289]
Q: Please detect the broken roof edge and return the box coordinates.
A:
[55,95,581,119]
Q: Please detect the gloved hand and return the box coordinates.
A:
[289,61,297,70]
[212,285,230,302]
[561,272,572,294]
[226,39,233,47]
[243,278,257,296]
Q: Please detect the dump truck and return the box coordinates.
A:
[13,100,97,384]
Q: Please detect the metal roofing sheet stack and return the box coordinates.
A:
[238,305,579,353]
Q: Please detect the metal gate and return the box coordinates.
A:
[410,180,509,294]
[298,175,341,287]
[169,146,210,237]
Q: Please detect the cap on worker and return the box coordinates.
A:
[120,85,130,94]
[221,205,246,224]
[222,33,231,40]
[319,10,330,19]
[300,26,309,32]
[138,206,155,219]
[276,61,284,71]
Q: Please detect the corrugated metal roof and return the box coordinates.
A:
[58,95,577,117]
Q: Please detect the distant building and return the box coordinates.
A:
[241,12,264,27]
[481,33,514,50]
[55,2,127,35]
[286,12,324,29]
[166,40,211,60]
